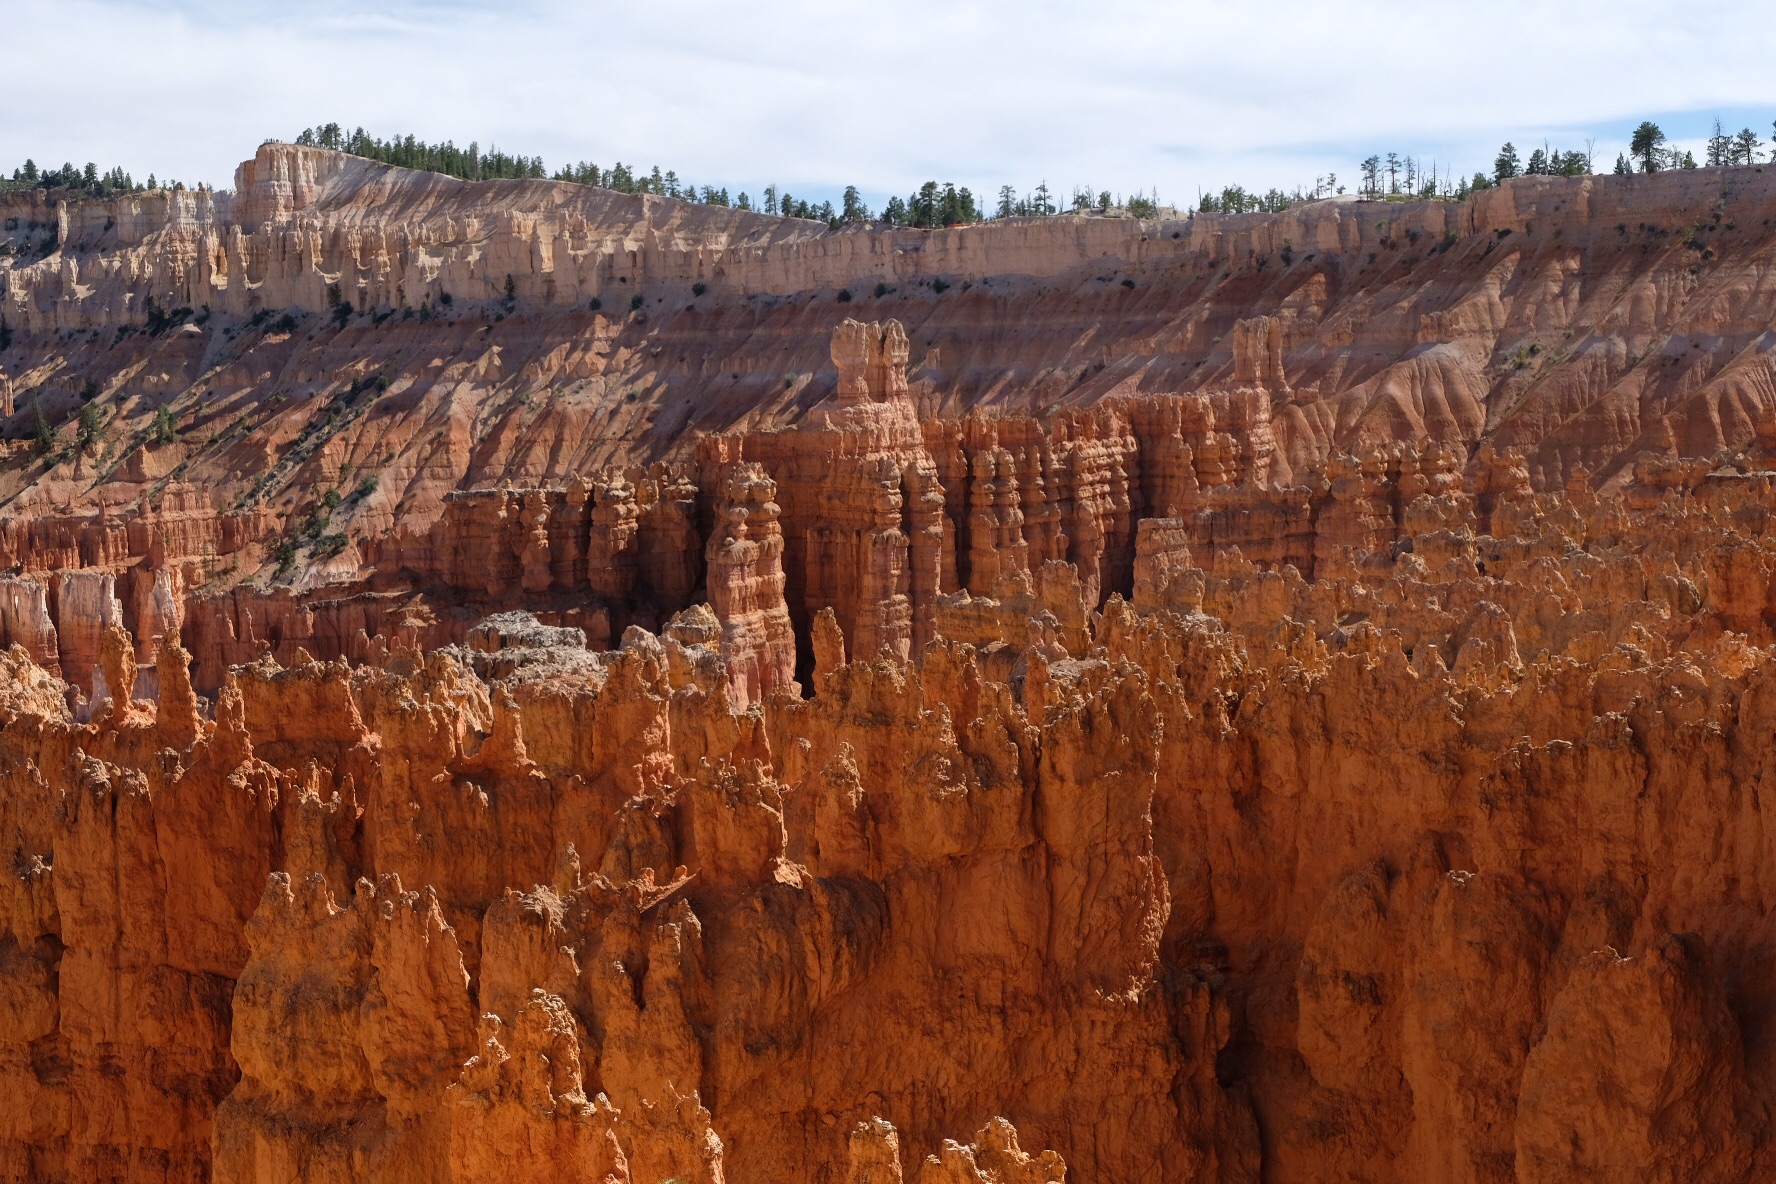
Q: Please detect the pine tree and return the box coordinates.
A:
[1614,153,1632,175]
[1494,143,1521,183]
[910,181,939,228]
[996,185,1016,218]
[1734,127,1763,166]
[841,185,868,223]
[1630,122,1666,173]
[34,401,54,456]
[1708,118,1732,167]
[1360,156,1381,196]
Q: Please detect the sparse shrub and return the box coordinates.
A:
[33,400,54,454]
[837,289,852,302]
[630,294,645,310]
[75,402,102,449]
[692,282,706,297]
[150,404,178,445]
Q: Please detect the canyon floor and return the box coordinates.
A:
[5,144,1776,1182]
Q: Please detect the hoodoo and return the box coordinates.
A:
[7,141,1776,1182]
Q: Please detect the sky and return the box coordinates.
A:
[3,0,1775,212]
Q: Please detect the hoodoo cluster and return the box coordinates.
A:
[8,143,1776,1183]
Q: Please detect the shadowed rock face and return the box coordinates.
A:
[8,145,1776,1183]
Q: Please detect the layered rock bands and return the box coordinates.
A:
[8,145,1776,1183]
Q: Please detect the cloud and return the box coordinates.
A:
[5,0,1774,208]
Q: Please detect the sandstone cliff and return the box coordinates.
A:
[8,438,1776,1180]
[8,143,1776,1182]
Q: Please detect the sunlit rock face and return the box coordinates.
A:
[8,146,1776,1183]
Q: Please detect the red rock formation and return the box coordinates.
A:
[18,142,1776,1184]
[738,318,945,664]
[705,462,797,709]
[9,470,1776,1179]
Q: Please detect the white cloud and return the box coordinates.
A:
[3,0,1773,208]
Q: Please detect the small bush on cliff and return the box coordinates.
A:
[149,404,178,445]
[144,299,192,336]
[33,401,54,455]
[75,403,103,450]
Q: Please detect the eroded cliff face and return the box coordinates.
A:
[8,144,1776,1183]
[9,431,1776,1181]
[7,145,1776,677]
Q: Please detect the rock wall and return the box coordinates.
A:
[11,143,1776,1182]
[8,457,1776,1180]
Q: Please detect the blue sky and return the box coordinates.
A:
[4,0,1774,210]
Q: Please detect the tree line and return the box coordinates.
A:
[296,123,547,181]
[295,123,1179,228]
[1610,119,1775,173]
[1195,116,1776,220]
[2,160,169,195]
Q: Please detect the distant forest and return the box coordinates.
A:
[7,117,1773,227]
[292,123,1160,228]
[1,160,171,195]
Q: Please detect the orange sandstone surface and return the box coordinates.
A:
[5,145,1776,1182]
